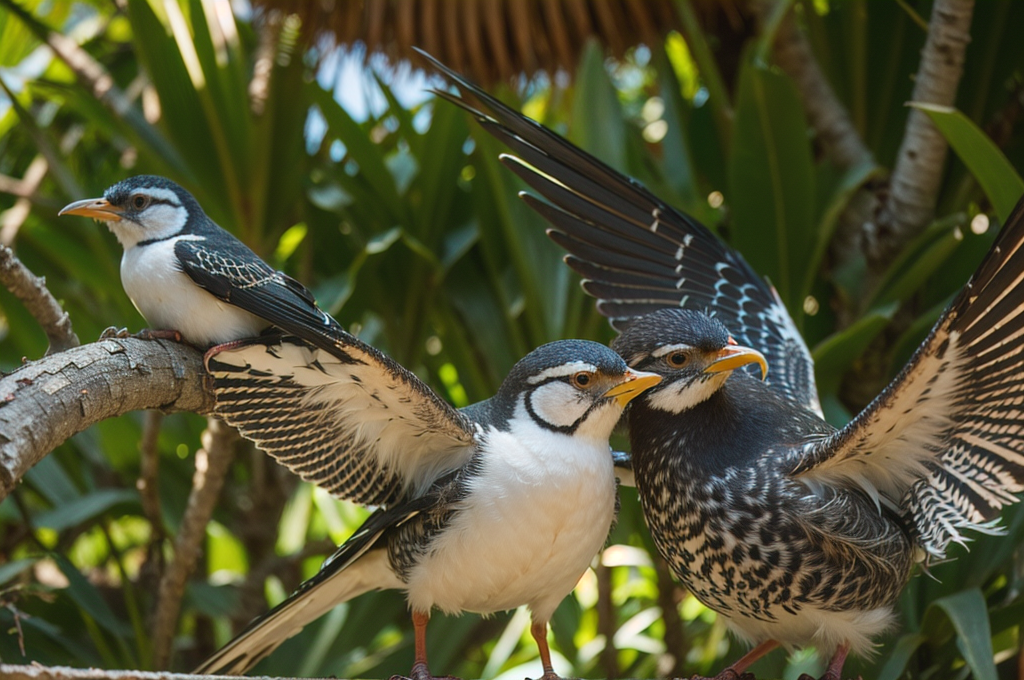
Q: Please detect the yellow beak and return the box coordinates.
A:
[704,344,768,380]
[59,197,124,222]
[602,369,662,407]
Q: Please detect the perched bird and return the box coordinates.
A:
[196,331,660,678]
[59,175,338,347]
[424,54,1024,679]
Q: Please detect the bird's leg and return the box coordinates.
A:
[819,643,850,680]
[696,639,780,680]
[388,610,461,680]
[134,328,184,343]
[529,619,561,680]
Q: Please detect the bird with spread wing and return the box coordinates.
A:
[196,331,659,679]
[424,51,1024,680]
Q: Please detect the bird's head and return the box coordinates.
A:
[612,309,767,414]
[59,175,203,249]
[497,339,661,442]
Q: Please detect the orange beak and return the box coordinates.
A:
[601,369,663,407]
[704,344,768,380]
[59,197,124,222]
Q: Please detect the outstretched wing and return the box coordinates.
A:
[792,197,1024,558]
[420,49,820,415]
[206,333,479,507]
[175,235,342,349]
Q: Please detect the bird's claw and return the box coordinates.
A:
[389,664,461,680]
[134,328,184,343]
[99,326,131,340]
[687,672,755,680]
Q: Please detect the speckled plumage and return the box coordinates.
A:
[423,53,1024,676]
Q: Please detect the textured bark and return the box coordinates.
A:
[869,0,976,269]
[0,666,286,680]
[0,338,212,501]
[0,244,80,354]
[768,4,871,171]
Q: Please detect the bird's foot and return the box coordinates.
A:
[527,672,563,680]
[687,671,755,680]
[99,326,132,340]
[389,663,461,680]
[134,328,184,343]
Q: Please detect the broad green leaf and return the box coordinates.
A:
[928,589,997,680]
[570,40,625,172]
[869,215,966,310]
[914,103,1024,222]
[812,302,898,398]
[53,554,133,637]
[804,159,880,303]
[34,489,138,532]
[876,633,927,680]
[729,59,815,320]
[672,0,732,154]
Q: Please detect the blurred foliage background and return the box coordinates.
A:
[0,0,1023,679]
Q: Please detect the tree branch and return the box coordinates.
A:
[766,3,872,171]
[0,665,280,680]
[152,417,238,670]
[0,338,212,501]
[0,244,80,354]
[869,0,976,269]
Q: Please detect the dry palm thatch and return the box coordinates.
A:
[253,0,749,84]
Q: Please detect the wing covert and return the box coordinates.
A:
[206,333,479,507]
[175,237,340,349]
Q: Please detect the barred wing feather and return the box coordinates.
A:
[421,50,820,415]
[206,334,478,507]
[792,197,1024,557]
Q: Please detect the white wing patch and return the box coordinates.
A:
[796,330,965,508]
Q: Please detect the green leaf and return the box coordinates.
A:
[53,554,133,637]
[729,59,816,321]
[876,633,927,680]
[869,214,966,310]
[570,40,626,172]
[913,103,1024,222]
[812,302,898,398]
[34,489,138,532]
[928,589,997,680]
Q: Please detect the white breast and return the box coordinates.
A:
[403,407,618,622]
[121,237,267,346]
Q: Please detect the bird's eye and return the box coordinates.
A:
[572,372,593,388]
[666,352,688,368]
[130,194,150,210]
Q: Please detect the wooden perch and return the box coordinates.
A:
[0,337,213,501]
[0,665,293,680]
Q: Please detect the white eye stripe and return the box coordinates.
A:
[135,187,181,206]
[526,361,598,384]
[652,343,695,358]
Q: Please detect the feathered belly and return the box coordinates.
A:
[404,437,617,621]
[122,240,266,345]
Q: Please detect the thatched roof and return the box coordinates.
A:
[254,0,748,84]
